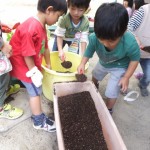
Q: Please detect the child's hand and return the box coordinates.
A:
[1,42,12,58]
[118,76,129,93]
[59,50,65,61]
[45,64,51,69]
[26,66,43,87]
[77,64,85,74]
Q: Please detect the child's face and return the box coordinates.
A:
[123,1,129,8]
[99,37,121,50]
[46,11,63,26]
[69,6,86,22]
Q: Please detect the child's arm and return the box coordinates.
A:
[77,57,89,74]
[119,61,139,92]
[1,42,12,58]
[57,36,65,61]
[80,42,87,56]
[44,48,51,69]
[25,56,43,87]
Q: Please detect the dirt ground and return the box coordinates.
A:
[0,0,150,150]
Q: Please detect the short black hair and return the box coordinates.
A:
[67,0,91,10]
[94,3,129,40]
[37,0,67,14]
[133,0,145,10]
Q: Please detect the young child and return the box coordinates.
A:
[0,23,23,119]
[9,0,67,132]
[123,0,133,18]
[77,3,140,114]
[52,0,91,61]
[128,4,150,97]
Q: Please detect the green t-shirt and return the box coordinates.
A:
[84,32,140,68]
[58,13,89,38]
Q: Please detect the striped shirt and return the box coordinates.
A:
[127,7,144,32]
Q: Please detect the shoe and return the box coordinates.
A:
[6,84,20,97]
[134,72,144,80]
[33,116,56,133]
[0,104,23,119]
[138,84,149,97]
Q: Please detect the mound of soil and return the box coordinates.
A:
[61,61,72,69]
[75,74,87,82]
[58,91,108,150]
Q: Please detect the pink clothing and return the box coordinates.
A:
[10,17,48,82]
[126,7,133,18]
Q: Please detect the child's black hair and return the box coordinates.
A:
[94,3,129,40]
[37,0,67,14]
[67,0,91,10]
[133,0,145,10]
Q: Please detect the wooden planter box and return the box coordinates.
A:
[53,81,127,150]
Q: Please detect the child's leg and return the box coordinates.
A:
[92,76,99,89]
[0,73,10,108]
[29,96,42,115]
[105,68,126,113]
[139,58,150,96]
[0,73,23,119]
[21,81,56,132]
[92,62,107,89]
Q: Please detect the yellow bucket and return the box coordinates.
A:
[42,51,89,101]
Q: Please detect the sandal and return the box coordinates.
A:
[0,104,23,119]
[6,84,20,97]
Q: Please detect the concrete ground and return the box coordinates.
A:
[0,0,150,150]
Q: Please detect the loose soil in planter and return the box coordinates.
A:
[58,91,108,150]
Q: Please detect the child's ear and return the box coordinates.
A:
[46,6,53,14]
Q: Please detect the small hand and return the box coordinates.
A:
[118,76,129,93]
[1,42,12,58]
[59,50,65,62]
[77,64,85,74]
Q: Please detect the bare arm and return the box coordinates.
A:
[44,48,51,69]
[57,36,63,52]
[77,57,89,74]
[57,36,65,61]
[24,56,35,70]
[119,61,139,92]
[80,42,87,56]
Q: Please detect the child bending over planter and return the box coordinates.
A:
[9,0,67,132]
[77,3,140,114]
[52,0,91,60]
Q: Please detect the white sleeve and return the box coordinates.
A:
[80,31,89,43]
[54,26,66,37]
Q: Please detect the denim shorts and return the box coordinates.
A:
[21,81,42,97]
[92,62,126,99]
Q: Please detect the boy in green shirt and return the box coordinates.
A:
[78,3,140,114]
[53,0,91,61]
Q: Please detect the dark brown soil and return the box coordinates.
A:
[75,74,87,82]
[61,61,72,69]
[142,46,150,53]
[58,91,108,150]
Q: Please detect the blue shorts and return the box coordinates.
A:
[21,81,42,97]
[92,62,126,99]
